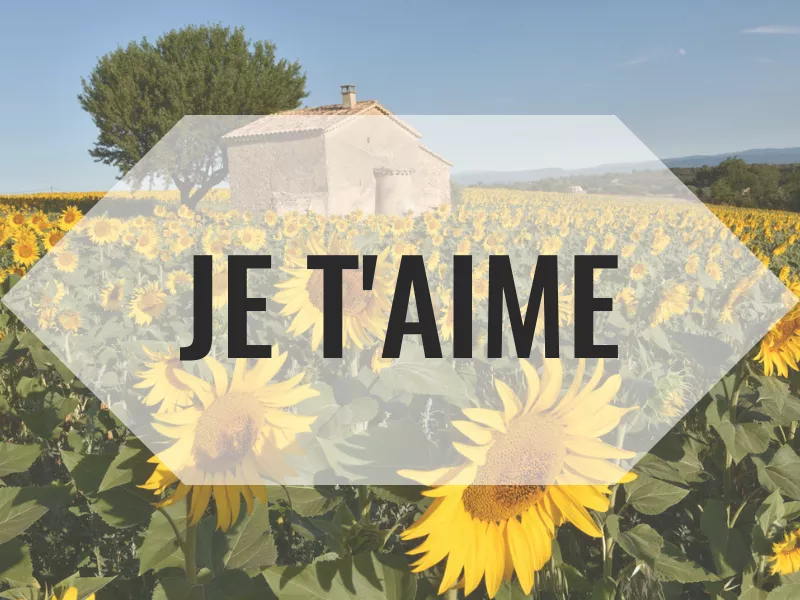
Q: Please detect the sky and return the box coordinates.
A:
[0,0,799,192]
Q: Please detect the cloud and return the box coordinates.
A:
[678,48,686,56]
[619,57,651,68]
[755,57,778,64]
[742,25,800,34]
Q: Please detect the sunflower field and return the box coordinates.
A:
[0,188,799,600]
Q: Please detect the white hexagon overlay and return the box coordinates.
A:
[2,114,794,487]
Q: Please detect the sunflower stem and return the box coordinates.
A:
[444,588,458,600]
[158,506,185,553]
[357,485,371,521]
[724,360,747,505]
[350,350,360,378]
[184,499,198,584]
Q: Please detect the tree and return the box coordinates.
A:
[79,24,308,208]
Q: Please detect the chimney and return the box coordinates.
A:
[341,84,357,109]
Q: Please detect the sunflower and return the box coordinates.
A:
[99,279,125,311]
[438,295,455,343]
[165,270,193,294]
[211,261,229,309]
[129,281,167,325]
[140,350,318,530]
[769,527,800,575]
[650,284,690,327]
[399,358,636,597]
[6,265,27,279]
[59,205,83,231]
[756,308,800,377]
[37,280,66,309]
[34,587,95,600]
[273,236,393,351]
[133,229,160,259]
[134,346,194,412]
[57,311,82,333]
[44,228,65,250]
[371,346,394,373]
[86,217,121,245]
[12,238,39,267]
[5,210,27,229]
[53,251,78,273]
[239,226,267,251]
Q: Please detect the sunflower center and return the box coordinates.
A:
[138,292,164,314]
[771,314,800,347]
[307,269,369,316]
[192,392,260,470]
[463,485,546,522]
[463,413,566,522]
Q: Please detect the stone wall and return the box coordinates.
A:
[415,147,452,211]
[228,131,327,215]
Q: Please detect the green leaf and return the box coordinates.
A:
[91,485,154,528]
[53,574,115,599]
[60,451,116,497]
[700,498,751,577]
[14,376,45,398]
[98,438,151,492]
[758,446,800,500]
[652,540,718,584]
[153,569,257,600]
[739,587,768,600]
[18,392,79,439]
[224,502,277,571]
[633,453,689,485]
[139,503,187,576]
[0,587,38,600]
[591,577,617,600]
[369,486,424,506]
[0,538,34,588]
[377,356,474,406]
[263,553,416,600]
[316,396,380,439]
[494,580,536,599]
[269,486,343,517]
[0,332,18,361]
[0,444,40,477]
[766,584,800,599]
[606,516,663,561]
[606,516,716,583]
[753,376,800,425]
[706,396,770,463]
[624,475,689,515]
[0,487,50,544]
[753,491,785,555]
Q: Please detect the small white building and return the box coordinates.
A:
[223,85,452,216]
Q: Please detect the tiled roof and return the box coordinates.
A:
[223,100,421,141]
[222,98,451,165]
[420,144,453,167]
[280,99,385,116]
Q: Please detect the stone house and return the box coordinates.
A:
[223,85,452,215]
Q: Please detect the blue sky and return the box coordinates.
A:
[0,0,799,192]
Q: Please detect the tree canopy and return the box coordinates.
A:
[79,24,308,207]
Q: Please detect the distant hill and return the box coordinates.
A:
[663,147,800,168]
[452,147,800,186]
